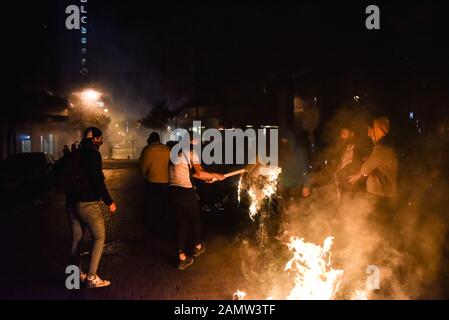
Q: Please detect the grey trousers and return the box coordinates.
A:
[66,201,106,276]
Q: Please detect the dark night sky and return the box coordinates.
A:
[8,1,449,122]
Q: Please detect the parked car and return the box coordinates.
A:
[0,152,56,204]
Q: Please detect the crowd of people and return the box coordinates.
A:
[55,112,449,289]
[56,128,227,288]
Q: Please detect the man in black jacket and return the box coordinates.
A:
[66,127,116,288]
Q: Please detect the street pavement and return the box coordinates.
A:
[1,160,448,300]
[0,160,250,300]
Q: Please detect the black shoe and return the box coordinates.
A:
[193,242,206,257]
[214,202,225,211]
[178,256,194,271]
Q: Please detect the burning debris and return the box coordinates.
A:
[284,236,343,300]
[234,163,377,300]
[234,235,347,300]
[238,164,282,248]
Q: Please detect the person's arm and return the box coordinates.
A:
[359,146,382,176]
[188,150,224,182]
[138,148,145,173]
[139,147,151,176]
[88,151,114,207]
[192,163,225,182]
[348,146,381,184]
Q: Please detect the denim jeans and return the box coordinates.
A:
[66,201,105,276]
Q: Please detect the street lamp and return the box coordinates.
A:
[81,89,101,103]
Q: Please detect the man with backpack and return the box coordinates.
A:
[63,127,116,288]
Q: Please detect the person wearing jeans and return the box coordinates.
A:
[67,201,106,282]
[66,127,116,288]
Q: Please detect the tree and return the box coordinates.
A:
[140,99,174,129]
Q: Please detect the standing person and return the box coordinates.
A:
[66,127,117,288]
[139,132,170,229]
[334,126,365,201]
[62,145,70,157]
[348,117,398,223]
[169,135,225,271]
[278,131,311,202]
[196,136,225,212]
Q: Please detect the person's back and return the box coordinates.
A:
[73,139,113,205]
[140,143,170,184]
[139,133,171,230]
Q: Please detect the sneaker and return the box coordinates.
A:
[214,202,225,211]
[201,204,213,212]
[86,274,111,288]
[178,256,194,271]
[194,242,206,257]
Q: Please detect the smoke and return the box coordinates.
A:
[235,108,449,300]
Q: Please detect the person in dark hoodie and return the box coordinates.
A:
[66,127,116,288]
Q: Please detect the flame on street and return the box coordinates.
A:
[284,236,343,300]
[234,164,370,300]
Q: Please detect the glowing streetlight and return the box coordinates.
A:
[104,108,109,113]
[81,89,101,102]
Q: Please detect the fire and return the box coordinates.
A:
[234,164,376,300]
[240,165,282,222]
[233,290,247,300]
[285,236,343,300]
[234,236,344,300]
[248,188,258,221]
[237,176,243,203]
[351,290,369,300]
[234,164,365,300]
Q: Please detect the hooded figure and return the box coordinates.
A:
[349,117,398,198]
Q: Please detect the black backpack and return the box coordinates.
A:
[55,150,88,195]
